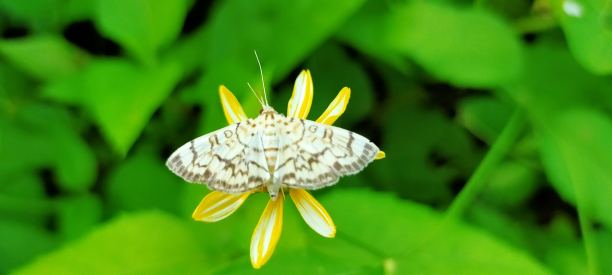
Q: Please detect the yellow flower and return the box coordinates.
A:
[191,70,385,269]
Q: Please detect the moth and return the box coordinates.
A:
[166,60,380,200]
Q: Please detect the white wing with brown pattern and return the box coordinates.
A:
[166,120,270,194]
[273,118,379,190]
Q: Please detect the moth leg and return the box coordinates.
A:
[268,178,281,201]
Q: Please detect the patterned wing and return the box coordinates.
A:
[166,121,270,194]
[273,118,379,190]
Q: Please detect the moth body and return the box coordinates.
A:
[258,106,283,199]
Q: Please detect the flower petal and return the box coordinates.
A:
[219,85,248,125]
[250,195,284,269]
[315,87,350,125]
[287,70,313,119]
[289,189,336,238]
[192,191,250,222]
[375,151,386,160]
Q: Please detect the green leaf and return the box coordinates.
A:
[336,0,411,73]
[480,160,539,208]
[56,194,102,241]
[386,2,523,87]
[94,0,190,63]
[216,246,381,274]
[12,212,210,275]
[538,109,612,227]
[509,43,610,115]
[0,220,56,273]
[0,103,96,192]
[11,190,552,274]
[550,0,612,74]
[319,190,552,274]
[211,189,551,274]
[44,59,183,155]
[0,35,90,81]
[0,0,94,31]
[458,96,514,144]
[0,174,49,226]
[105,149,182,213]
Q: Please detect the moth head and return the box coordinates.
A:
[259,105,277,115]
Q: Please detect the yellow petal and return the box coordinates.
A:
[287,70,313,119]
[289,189,336,238]
[219,85,248,125]
[375,151,386,160]
[250,195,284,269]
[192,191,250,222]
[315,87,351,126]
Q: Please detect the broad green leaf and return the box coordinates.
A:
[203,189,552,274]
[10,190,552,274]
[545,240,590,275]
[0,61,37,102]
[466,202,535,252]
[0,103,96,192]
[458,96,513,144]
[539,109,612,227]
[105,149,182,213]
[318,190,552,274]
[0,220,56,273]
[509,43,610,114]
[56,195,102,241]
[0,0,94,31]
[0,174,49,226]
[480,160,539,208]
[95,0,190,64]
[335,0,410,72]
[44,59,183,155]
[0,35,90,81]
[13,212,210,275]
[550,0,612,74]
[216,246,381,274]
[387,1,523,87]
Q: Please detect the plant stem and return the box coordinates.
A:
[561,145,601,274]
[575,199,600,275]
[445,109,524,220]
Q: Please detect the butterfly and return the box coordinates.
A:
[166,55,380,200]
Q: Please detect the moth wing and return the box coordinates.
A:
[166,121,270,194]
[274,118,379,190]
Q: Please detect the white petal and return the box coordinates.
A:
[192,191,250,222]
[287,70,313,119]
[290,189,335,238]
[250,196,284,268]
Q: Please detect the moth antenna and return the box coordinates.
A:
[247,82,265,107]
[253,50,269,106]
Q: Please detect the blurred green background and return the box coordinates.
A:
[1,0,611,274]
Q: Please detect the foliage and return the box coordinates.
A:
[1,0,611,274]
